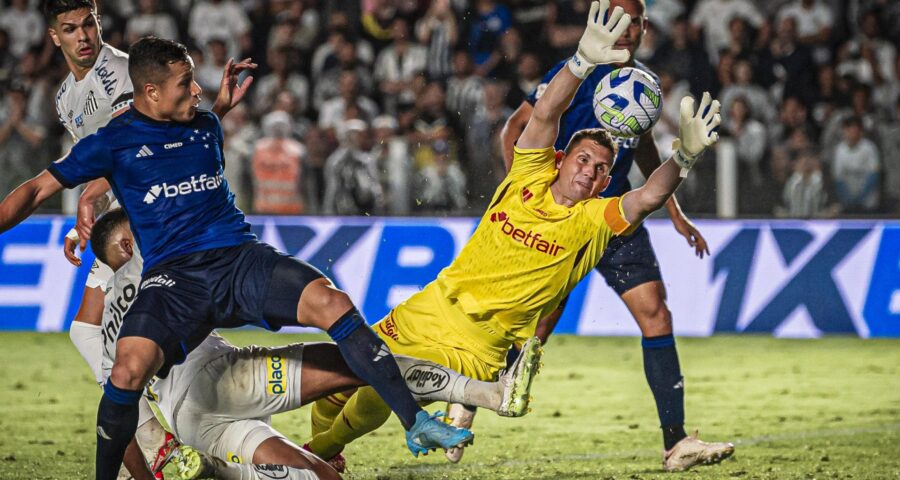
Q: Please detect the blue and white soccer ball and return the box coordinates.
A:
[592,67,662,138]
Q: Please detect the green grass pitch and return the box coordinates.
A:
[1,332,898,479]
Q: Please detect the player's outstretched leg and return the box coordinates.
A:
[168,444,331,480]
[296,279,473,454]
[96,337,165,480]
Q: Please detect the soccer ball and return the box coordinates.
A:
[592,67,662,138]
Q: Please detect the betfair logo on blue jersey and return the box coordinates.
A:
[143,173,224,205]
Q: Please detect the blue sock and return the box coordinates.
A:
[96,381,143,480]
[328,308,421,430]
[642,334,687,450]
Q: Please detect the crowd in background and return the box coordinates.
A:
[0,0,898,217]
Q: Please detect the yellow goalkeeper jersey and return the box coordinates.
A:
[428,145,635,349]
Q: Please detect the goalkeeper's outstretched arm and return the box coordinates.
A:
[621,92,721,225]
[517,0,631,151]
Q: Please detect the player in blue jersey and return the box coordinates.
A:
[498,0,733,472]
[0,37,472,480]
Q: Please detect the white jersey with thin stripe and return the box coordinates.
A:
[55,44,133,142]
[56,44,132,291]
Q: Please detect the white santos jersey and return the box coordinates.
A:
[55,44,133,142]
[98,245,236,416]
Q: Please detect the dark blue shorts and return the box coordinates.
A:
[595,224,662,295]
[119,241,324,376]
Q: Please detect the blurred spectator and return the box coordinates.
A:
[768,16,817,105]
[651,16,714,97]
[416,0,458,81]
[189,0,252,59]
[508,51,542,108]
[878,98,900,212]
[467,0,512,76]
[323,119,384,215]
[361,0,398,52]
[0,82,46,196]
[253,45,310,117]
[545,0,589,63]
[252,111,306,215]
[466,80,511,207]
[318,69,379,135]
[689,0,763,64]
[410,82,452,153]
[0,29,15,88]
[302,126,337,214]
[0,0,43,58]
[370,115,412,215]
[492,27,525,84]
[840,10,897,89]
[194,39,229,107]
[446,50,484,127]
[414,139,467,213]
[647,0,685,37]
[721,59,776,122]
[266,0,321,53]
[374,18,427,114]
[724,96,768,187]
[776,0,833,62]
[778,149,834,218]
[314,36,375,110]
[125,0,179,45]
[221,103,256,212]
[507,0,548,54]
[821,86,880,156]
[832,116,880,213]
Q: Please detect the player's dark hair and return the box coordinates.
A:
[42,0,96,24]
[128,36,190,90]
[564,128,619,158]
[90,208,129,267]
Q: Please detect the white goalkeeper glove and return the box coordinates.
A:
[671,91,721,177]
[567,0,632,79]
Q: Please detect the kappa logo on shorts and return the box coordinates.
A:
[404,364,451,395]
[253,464,289,479]
[141,274,175,290]
[266,354,285,395]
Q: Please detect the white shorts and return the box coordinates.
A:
[171,343,305,464]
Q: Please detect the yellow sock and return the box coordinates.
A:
[310,391,352,437]
[307,386,391,460]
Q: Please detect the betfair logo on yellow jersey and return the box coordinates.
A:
[266,354,285,395]
[490,211,565,256]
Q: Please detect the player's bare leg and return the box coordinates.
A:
[621,280,734,470]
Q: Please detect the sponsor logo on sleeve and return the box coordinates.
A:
[253,465,289,479]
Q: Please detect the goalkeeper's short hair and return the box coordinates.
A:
[564,128,619,158]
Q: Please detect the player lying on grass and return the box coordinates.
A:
[0,36,473,480]
[305,0,722,471]
[83,208,540,480]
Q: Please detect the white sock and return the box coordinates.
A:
[394,355,500,410]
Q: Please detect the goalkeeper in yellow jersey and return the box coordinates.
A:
[305,0,722,470]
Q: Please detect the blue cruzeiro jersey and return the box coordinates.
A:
[48,109,255,271]
[526,59,660,197]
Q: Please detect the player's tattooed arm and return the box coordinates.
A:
[211,57,257,119]
[0,170,64,234]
